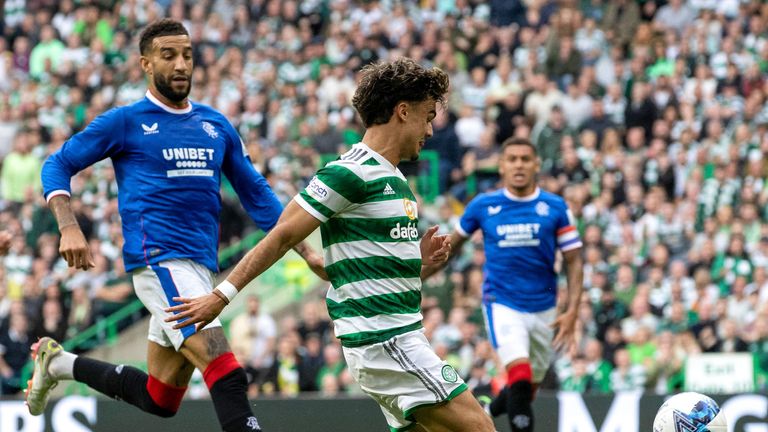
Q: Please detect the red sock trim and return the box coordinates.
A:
[203,352,240,389]
[506,362,532,386]
[146,375,187,413]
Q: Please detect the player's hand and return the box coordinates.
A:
[421,225,451,266]
[305,251,328,281]
[0,230,11,256]
[551,309,578,353]
[164,294,226,332]
[59,225,95,270]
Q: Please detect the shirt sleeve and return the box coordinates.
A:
[556,200,583,252]
[220,122,283,232]
[294,160,366,223]
[41,108,125,201]
[456,196,482,237]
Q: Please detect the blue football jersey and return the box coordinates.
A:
[457,187,582,312]
[42,91,283,273]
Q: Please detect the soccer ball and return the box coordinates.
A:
[653,392,727,432]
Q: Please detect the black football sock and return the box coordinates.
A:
[73,357,183,417]
[506,380,534,432]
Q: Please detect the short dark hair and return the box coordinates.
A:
[139,19,189,56]
[501,137,538,155]
[352,58,449,128]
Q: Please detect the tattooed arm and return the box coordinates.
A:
[49,195,93,270]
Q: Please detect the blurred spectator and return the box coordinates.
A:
[646,331,685,394]
[29,25,64,79]
[583,338,612,394]
[1,131,41,208]
[718,318,748,353]
[297,300,332,344]
[32,297,66,341]
[230,295,277,393]
[264,334,303,397]
[314,343,345,392]
[609,348,646,392]
[533,106,574,172]
[0,311,30,394]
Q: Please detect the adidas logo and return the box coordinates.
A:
[383,183,395,195]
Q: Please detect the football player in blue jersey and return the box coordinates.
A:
[29,19,325,432]
[424,137,584,432]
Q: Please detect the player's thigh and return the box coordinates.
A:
[484,302,531,365]
[132,259,222,354]
[411,390,494,432]
[529,307,557,383]
[147,340,196,387]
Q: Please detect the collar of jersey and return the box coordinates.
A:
[503,187,540,202]
[356,142,397,172]
[145,90,193,114]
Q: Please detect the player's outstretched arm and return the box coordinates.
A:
[551,248,584,352]
[48,195,94,270]
[421,231,467,280]
[165,199,321,330]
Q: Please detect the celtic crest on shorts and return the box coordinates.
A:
[441,365,458,383]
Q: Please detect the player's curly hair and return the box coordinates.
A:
[139,19,189,56]
[352,58,449,128]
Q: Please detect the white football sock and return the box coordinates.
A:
[49,351,76,380]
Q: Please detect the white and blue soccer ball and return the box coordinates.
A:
[653,392,727,432]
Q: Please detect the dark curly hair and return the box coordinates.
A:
[139,19,189,56]
[352,58,450,128]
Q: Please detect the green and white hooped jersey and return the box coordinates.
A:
[295,143,423,348]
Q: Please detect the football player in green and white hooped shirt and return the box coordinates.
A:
[167,58,495,432]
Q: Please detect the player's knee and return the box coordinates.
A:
[146,375,187,418]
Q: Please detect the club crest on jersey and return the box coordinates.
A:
[535,201,549,216]
[142,122,159,135]
[403,198,418,220]
[202,121,218,139]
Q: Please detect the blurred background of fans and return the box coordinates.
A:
[0,0,767,399]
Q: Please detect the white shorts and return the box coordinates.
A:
[343,330,468,431]
[483,302,557,383]
[132,259,222,350]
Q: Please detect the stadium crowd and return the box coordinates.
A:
[1,0,768,399]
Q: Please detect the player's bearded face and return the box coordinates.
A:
[148,36,193,103]
[155,70,191,103]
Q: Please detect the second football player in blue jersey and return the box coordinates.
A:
[424,137,584,432]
